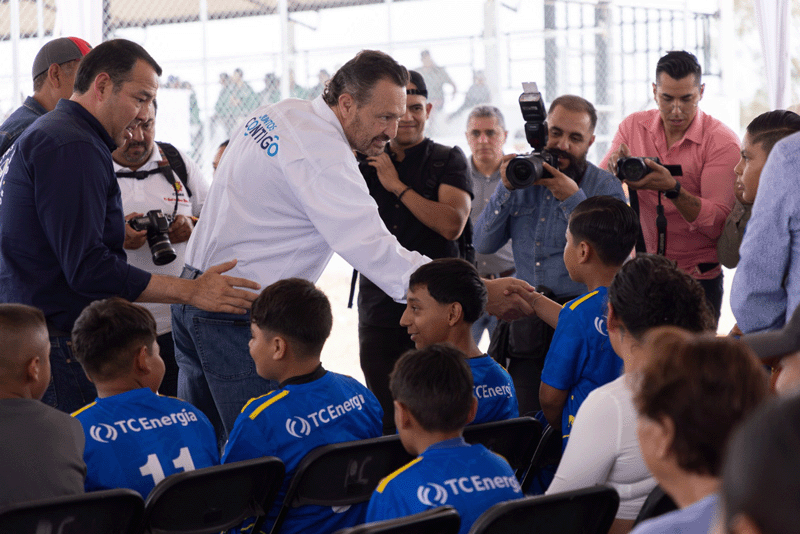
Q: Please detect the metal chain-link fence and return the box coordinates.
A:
[1,0,784,169]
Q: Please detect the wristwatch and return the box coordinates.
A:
[664,180,681,199]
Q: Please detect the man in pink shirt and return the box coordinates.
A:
[601,51,739,321]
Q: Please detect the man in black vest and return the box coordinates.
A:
[357,70,472,432]
[113,100,210,397]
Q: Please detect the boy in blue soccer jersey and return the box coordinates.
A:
[400,258,518,424]
[70,298,218,498]
[222,278,383,534]
[531,196,639,447]
[366,344,521,533]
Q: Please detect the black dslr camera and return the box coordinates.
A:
[505,82,558,189]
[616,156,683,182]
[128,209,177,266]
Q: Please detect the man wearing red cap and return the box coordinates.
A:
[0,36,92,157]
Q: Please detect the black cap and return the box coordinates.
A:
[407,70,428,98]
[32,37,92,80]
[742,303,800,360]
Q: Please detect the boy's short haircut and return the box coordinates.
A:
[746,109,800,155]
[568,196,639,267]
[408,258,487,324]
[250,278,332,357]
[0,303,47,373]
[389,344,474,433]
[71,298,156,381]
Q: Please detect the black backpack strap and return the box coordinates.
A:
[156,141,192,198]
[422,143,476,266]
[421,142,452,200]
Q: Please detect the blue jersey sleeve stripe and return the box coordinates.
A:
[249,390,289,420]
[71,401,96,417]
[569,290,599,311]
[376,456,423,493]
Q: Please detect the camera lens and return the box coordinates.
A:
[148,233,177,266]
[507,154,544,189]
[618,158,649,182]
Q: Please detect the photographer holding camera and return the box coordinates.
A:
[601,51,740,321]
[473,92,625,416]
[114,100,209,397]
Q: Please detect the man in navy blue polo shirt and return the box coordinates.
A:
[0,39,259,415]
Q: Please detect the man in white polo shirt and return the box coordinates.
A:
[176,50,532,441]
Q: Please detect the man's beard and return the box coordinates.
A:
[347,112,390,157]
[547,148,588,182]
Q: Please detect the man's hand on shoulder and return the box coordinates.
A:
[124,212,147,250]
[190,259,261,314]
[168,215,194,244]
[367,152,404,195]
[534,162,580,201]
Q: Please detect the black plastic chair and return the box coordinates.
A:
[468,485,620,534]
[632,485,677,527]
[0,488,144,534]
[462,416,543,480]
[520,424,564,493]
[259,434,415,534]
[141,456,285,534]
[333,506,461,534]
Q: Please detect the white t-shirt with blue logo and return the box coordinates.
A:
[72,387,219,498]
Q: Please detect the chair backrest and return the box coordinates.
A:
[520,424,564,493]
[462,416,542,478]
[0,488,144,534]
[333,506,461,534]
[468,485,620,534]
[266,434,415,534]
[633,485,677,527]
[141,456,285,534]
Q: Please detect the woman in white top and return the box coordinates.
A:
[546,254,716,534]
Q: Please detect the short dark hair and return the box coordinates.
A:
[390,344,474,433]
[655,50,702,85]
[568,196,639,266]
[250,278,332,357]
[746,110,800,155]
[71,298,157,381]
[73,39,162,95]
[608,254,716,339]
[723,395,800,534]
[0,304,47,376]
[635,329,768,477]
[549,95,598,131]
[322,50,408,107]
[218,139,229,150]
[467,105,506,131]
[408,258,487,324]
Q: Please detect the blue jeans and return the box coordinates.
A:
[171,304,277,443]
[41,336,97,414]
[471,313,498,345]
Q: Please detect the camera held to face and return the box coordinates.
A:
[128,210,177,266]
[506,82,556,189]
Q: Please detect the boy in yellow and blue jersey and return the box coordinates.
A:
[71,298,218,498]
[222,278,382,534]
[531,196,639,448]
[365,344,521,534]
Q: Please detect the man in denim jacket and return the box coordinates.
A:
[473,95,625,415]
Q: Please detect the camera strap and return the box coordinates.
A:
[656,192,667,256]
